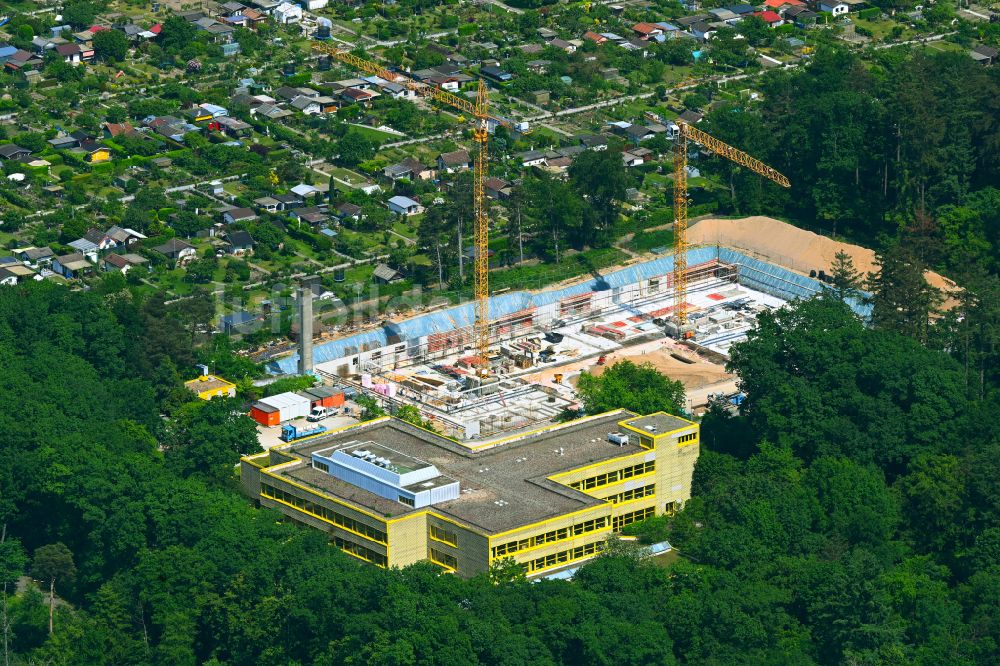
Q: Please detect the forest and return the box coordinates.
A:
[2,40,1000,666]
[702,47,1000,279]
[2,232,1000,665]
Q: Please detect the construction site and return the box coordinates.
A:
[272,233,842,439]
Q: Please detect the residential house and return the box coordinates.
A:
[429,75,461,92]
[223,207,257,224]
[102,253,149,274]
[289,206,328,227]
[14,247,54,266]
[387,195,424,216]
[632,23,664,40]
[274,193,304,210]
[81,228,119,253]
[102,122,137,139]
[753,10,786,26]
[82,142,112,163]
[67,238,99,260]
[485,177,512,200]
[153,238,198,265]
[480,64,514,83]
[52,253,94,279]
[274,2,302,23]
[816,0,849,15]
[679,109,704,124]
[214,116,251,137]
[254,196,280,212]
[520,150,548,167]
[549,38,576,53]
[624,124,655,143]
[727,3,755,15]
[290,95,321,115]
[335,202,363,222]
[0,267,19,286]
[219,310,261,335]
[971,45,998,66]
[382,82,417,100]
[106,225,147,248]
[373,263,404,284]
[290,183,319,199]
[224,230,255,256]
[690,21,717,40]
[0,144,31,161]
[579,134,610,151]
[48,135,79,150]
[314,96,339,113]
[340,88,376,105]
[764,0,803,11]
[654,22,682,37]
[708,8,741,23]
[783,6,819,25]
[383,157,433,181]
[253,103,293,120]
[622,147,652,167]
[437,150,472,173]
[55,43,83,64]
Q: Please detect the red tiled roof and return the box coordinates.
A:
[764,0,804,6]
[754,10,784,22]
[632,22,662,34]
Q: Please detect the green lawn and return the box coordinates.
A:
[631,228,675,254]
[489,247,629,293]
[326,166,369,186]
[391,219,417,240]
[346,125,401,143]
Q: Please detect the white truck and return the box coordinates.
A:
[307,406,337,422]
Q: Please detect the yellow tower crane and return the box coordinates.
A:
[313,44,521,375]
[672,120,791,326]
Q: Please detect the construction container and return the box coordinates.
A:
[300,386,345,409]
[250,392,311,426]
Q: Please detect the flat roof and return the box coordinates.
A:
[622,413,692,435]
[263,411,668,533]
[184,375,234,393]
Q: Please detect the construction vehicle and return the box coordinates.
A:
[312,44,529,377]
[280,423,328,442]
[672,122,790,329]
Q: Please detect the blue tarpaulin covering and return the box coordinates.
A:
[271,247,865,374]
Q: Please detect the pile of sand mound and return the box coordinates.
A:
[584,347,733,390]
[688,216,959,308]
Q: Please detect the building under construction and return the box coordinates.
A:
[272,246,832,439]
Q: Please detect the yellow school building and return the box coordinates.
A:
[240,410,699,578]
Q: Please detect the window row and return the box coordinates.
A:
[429,525,458,547]
[313,460,330,473]
[525,541,603,573]
[491,516,608,558]
[677,432,697,444]
[333,536,387,568]
[569,460,655,492]
[606,484,655,505]
[261,483,388,544]
[429,548,458,571]
[613,507,655,532]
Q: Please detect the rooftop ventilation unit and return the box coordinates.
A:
[352,449,370,458]
[608,432,629,446]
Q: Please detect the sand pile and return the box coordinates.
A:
[688,216,959,308]
[585,347,733,390]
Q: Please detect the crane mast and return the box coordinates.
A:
[672,120,791,326]
[313,44,514,375]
